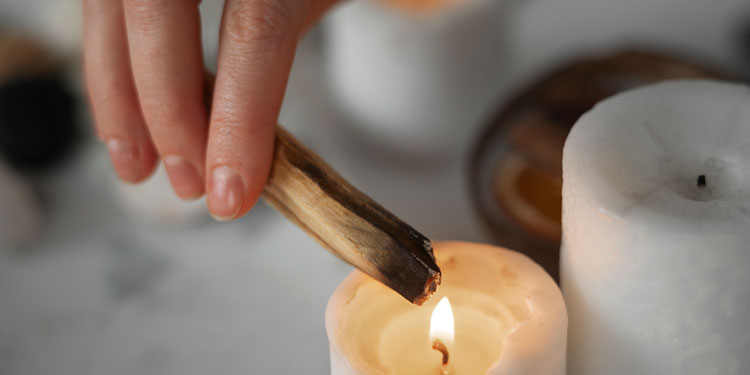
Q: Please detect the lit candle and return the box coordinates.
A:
[430,297,454,373]
[324,0,510,155]
[326,241,567,374]
[561,80,750,374]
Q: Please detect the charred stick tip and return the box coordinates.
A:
[413,272,441,306]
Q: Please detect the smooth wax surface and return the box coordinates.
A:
[326,242,567,375]
[561,80,750,374]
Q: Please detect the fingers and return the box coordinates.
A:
[83,0,157,183]
[205,0,308,220]
[87,0,339,209]
[123,0,208,199]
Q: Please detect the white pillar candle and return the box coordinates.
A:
[324,0,510,155]
[326,241,567,374]
[561,80,750,374]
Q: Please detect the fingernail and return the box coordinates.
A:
[106,138,141,182]
[208,166,245,221]
[163,155,204,200]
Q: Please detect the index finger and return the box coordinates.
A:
[205,0,306,220]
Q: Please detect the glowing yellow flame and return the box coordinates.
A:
[430,297,455,344]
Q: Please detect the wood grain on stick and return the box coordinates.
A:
[204,73,440,304]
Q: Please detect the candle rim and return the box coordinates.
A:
[325,241,568,375]
[563,79,750,230]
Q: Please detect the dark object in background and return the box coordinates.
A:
[469,49,724,280]
[0,35,78,171]
[0,75,77,170]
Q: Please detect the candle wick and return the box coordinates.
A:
[432,339,449,365]
[697,174,707,187]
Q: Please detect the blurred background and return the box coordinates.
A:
[0,0,748,374]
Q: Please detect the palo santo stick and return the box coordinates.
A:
[203,73,441,305]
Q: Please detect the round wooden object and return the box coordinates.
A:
[469,49,726,280]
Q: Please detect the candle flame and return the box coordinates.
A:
[430,297,454,344]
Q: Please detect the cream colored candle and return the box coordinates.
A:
[326,241,567,374]
[561,80,750,374]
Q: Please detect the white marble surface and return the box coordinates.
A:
[0,0,747,374]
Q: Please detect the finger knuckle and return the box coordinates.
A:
[124,0,174,31]
[125,0,170,16]
[211,113,243,135]
[225,0,297,48]
[140,94,185,126]
[211,114,256,143]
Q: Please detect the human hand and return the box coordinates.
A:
[83,0,337,220]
